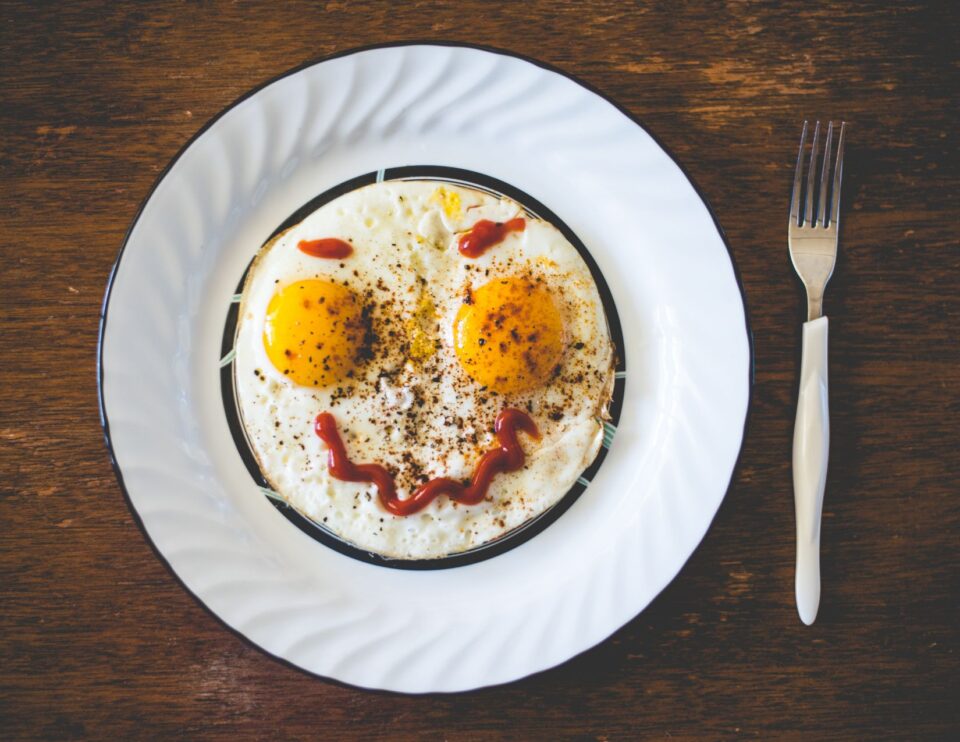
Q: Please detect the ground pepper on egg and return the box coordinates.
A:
[232,179,616,559]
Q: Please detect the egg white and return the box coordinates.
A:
[234,180,614,560]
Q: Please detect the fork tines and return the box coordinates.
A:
[791,120,846,228]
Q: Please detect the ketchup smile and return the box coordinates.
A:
[314,409,540,516]
[457,218,526,258]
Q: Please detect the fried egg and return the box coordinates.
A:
[234,180,615,560]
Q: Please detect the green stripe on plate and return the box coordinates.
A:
[259,486,284,502]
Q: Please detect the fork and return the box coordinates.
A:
[789,120,845,625]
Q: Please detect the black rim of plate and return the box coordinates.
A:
[219,166,626,570]
[97,41,754,693]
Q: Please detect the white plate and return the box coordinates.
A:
[99,43,751,693]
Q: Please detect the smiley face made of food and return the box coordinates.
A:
[234,180,615,560]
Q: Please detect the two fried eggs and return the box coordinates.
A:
[234,180,615,560]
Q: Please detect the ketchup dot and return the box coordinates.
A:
[458,218,525,258]
[298,238,353,259]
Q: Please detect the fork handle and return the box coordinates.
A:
[793,315,829,625]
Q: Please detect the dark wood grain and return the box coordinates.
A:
[2,1,958,739]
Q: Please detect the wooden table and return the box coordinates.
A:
[3,2,957,738]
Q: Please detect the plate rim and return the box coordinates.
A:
[97,40,754,693]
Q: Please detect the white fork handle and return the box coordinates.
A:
[793,316,829,625]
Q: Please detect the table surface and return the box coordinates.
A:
[2,1,958,739]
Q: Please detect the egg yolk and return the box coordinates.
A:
[454,277,564,394]
[263,279,365,387]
